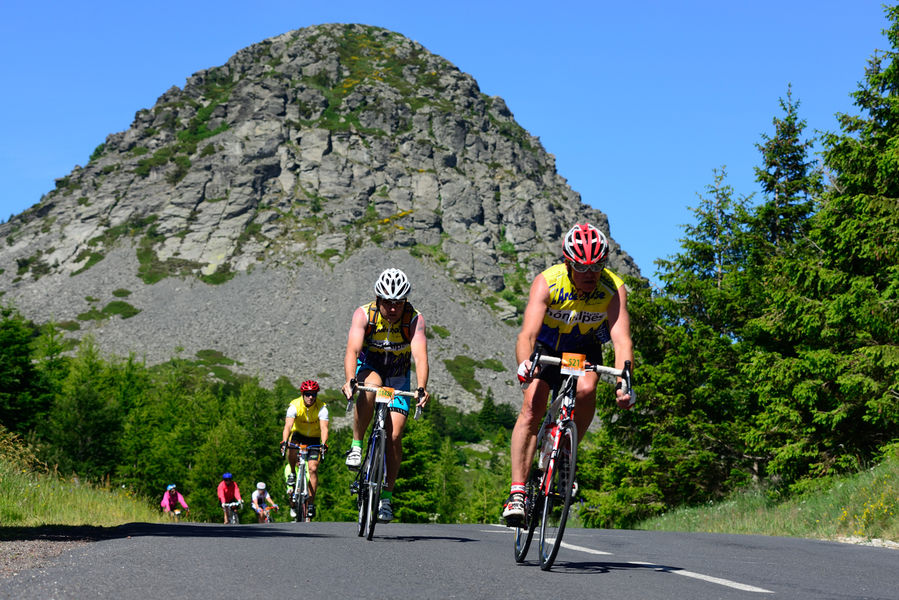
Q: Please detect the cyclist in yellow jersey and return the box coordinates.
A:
[280,379,329,519]
[503,223,635,525]
[341,268,430,523]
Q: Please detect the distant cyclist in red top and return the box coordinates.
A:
[503,223,635,525]
[217,472,242,524]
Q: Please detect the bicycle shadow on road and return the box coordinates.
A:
[366,533,478,543]
[0,522,334,542]
[538,560,692,575]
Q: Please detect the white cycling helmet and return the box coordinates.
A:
[256,482,266,490]
[374,268,411,300]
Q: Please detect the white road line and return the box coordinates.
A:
[486,526,772,593]
[558,540,613,555]
[628,562,773,593]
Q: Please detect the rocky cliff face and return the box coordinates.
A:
[0,24,640,411]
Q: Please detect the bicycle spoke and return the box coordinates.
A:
[513,467,541,562]
[366,434,384,540]
[538,422,577,571]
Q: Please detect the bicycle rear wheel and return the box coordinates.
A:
[538,421,577,571]
[366,433,385,541]
[513,468,541,562]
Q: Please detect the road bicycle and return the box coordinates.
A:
[347,379,423,541]
[513,351,633,571]
[223,500,243,524]
[168,508,188,522]
[283,442,324,522]
[259,504,278,523]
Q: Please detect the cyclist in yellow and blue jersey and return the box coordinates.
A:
[280,379,329,519]
[503,223,635,525]
[341,268,430,523]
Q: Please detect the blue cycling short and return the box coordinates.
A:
[355,361,413,416]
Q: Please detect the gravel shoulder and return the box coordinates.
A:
[0,526,127,580]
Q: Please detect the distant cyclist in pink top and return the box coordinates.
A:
[160,484,189,514]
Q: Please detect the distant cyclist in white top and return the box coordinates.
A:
[251,482,278,523]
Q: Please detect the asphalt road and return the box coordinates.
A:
[1,521,895,599]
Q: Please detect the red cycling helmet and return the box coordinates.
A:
[300,379,320,393]
[562,223,609,268]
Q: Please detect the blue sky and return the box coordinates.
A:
[0,1,891,283]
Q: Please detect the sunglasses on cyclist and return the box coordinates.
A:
[569,261,605,273]
[303,391,317,397]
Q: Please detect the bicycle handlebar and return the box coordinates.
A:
[346,379,425,419]
[527,352,633,395]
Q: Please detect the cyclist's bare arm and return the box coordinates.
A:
[319,418,329,449]
[281,416,295,448]
[516,273,551,367]
[409,313,430,406]
[607,283,635,409]
[342,307,369,399]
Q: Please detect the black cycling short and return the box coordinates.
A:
[288,432,323,460]
[533,341,604,391]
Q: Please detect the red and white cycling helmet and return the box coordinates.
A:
[562,223,609,269]
[374,268,411,300]
[300,379,320,393]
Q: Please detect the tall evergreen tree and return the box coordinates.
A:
[743,6,899,484]
[0,306,42,433]
[753,85,822,250]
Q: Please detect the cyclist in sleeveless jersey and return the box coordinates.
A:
[341,268,430,523]
[503,223,635,525]
[280,379,329,519]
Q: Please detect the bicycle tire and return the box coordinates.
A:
[356,438,375,537]
[538,421,577,571]
[366,432,385,540]
[355,475,368,537]
[295,463,307,523]
[513,467,541,562]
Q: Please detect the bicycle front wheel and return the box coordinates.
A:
[513,468,541,563]
[538,421,577,571]
[295,465,307,523]
[366,434,385,541]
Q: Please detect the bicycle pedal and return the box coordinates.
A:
[504,515,524,528]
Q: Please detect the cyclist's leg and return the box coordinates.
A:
[286,432,300,481]
[382,372,411,492]
[574,371,598,442]
[307,456,319,500]
[352,368,380,441]
[510,379,551,485]
[384,409,408,491]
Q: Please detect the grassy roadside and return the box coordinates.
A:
[636,445,899,546]
[0,428,166,530]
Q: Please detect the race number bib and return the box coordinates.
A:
[560,352,587,376]
[376,386,395,403]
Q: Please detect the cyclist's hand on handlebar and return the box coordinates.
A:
[517,360,536,385]
[341,378,359,400]
[279,441,287,457]
[416,387,430,407]
[615,381,636,410]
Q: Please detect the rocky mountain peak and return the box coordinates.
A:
[0,23,640,410]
